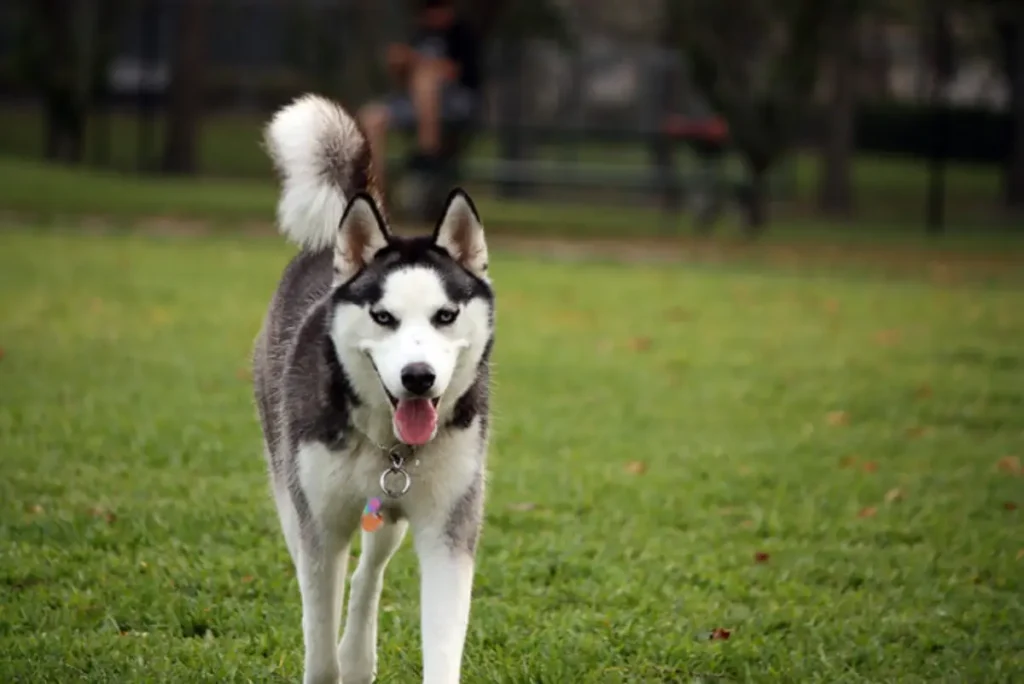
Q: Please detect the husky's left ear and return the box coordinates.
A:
[433,189,488,278]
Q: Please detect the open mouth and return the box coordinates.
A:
[368,358,441,445]
[388,393,440,446]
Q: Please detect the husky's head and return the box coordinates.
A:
[329,189,492,446]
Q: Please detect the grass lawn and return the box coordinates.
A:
[1,224,1022,682]
[0,105,1010,227]
[2,156,1022,253]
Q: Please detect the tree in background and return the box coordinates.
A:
[993,1,1024,213]
[18,0,95,163]
[162,0,208,174]
[664,0,832,232]
[816,0,862,217]
[12,0,126,165]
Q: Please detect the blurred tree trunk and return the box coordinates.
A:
[162,0,208,175]
[925,2,954,235]
[32,0,90,163]
[666,0,832,233]
[996,8,1024,214]
[817,4,860,217]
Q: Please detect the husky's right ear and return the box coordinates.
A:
[334,193,390,282]
[433,188,488,279]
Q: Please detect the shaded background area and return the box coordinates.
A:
[0,0,1021,234]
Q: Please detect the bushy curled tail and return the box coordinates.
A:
[263,94,377,252]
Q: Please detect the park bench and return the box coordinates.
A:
[388,119,762,229]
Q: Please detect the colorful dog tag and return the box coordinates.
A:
[361,497,384,532]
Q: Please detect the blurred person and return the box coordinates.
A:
[358,0,482,192]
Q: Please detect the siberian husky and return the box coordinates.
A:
[252,94,494,684]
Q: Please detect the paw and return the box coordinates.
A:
[339,663,375,684]
[303,663,340,684]
[338,644,376,684]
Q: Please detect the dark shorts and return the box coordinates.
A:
[383,84,478,129]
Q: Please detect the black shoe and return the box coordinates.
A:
[407,151,441,174]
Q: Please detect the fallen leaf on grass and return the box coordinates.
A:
[508,502,537,512]
[885,488,904,504]
[88,506,117,524]
[873,329,902,346]
[996,456,1021,474]
[905,426,930,439]
[709,627,732,641]
[28,504,43,514]
[857,506,878,519]
[627,337,653,353]
[1005,502,1018,511]
[827,411,850,427]
[862,461,879,474]
[241,575,255,583]
[731,285,751,301]
[149,307,172,326]
[754,551,770,564]
[625,461,648,475]
[664,306,690,322]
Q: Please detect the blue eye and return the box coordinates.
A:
[433,308,459,326]
[370,309,397,327]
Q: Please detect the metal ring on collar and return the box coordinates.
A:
[379,466,411,498]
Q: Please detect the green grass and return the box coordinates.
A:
[0,105,1008,226]
[1,226,1023,682]
[1,155,1022,252]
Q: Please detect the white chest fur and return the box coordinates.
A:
[296,418,484,540]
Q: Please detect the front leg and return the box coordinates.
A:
[296,536,350,684]
[338,520,409,684]
[413,479,483,684]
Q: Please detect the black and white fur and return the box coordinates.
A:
[253,94,493,684]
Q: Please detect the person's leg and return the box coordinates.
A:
[409,58,449,155]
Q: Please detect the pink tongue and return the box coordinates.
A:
[394,398,438,445]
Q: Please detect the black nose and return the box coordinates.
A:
[401,362,436,396]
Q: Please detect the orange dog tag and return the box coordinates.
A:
[361,497,384,533]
